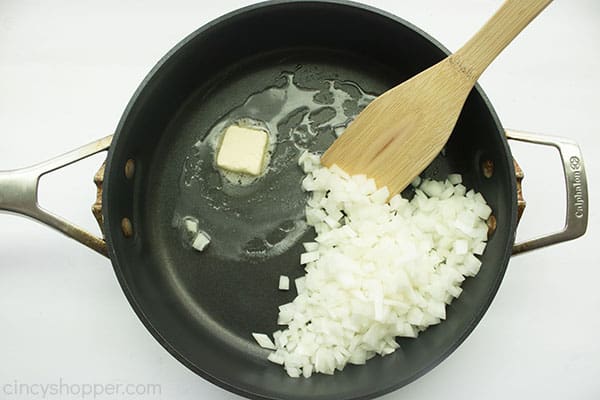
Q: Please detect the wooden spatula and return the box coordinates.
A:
[321,0,552,195]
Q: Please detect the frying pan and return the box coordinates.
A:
[0,1,589,399]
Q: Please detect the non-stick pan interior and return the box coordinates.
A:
[104,2,517,399]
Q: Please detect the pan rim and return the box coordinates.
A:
[103,1,518,399]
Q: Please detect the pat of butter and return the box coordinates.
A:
[216,125,269,176]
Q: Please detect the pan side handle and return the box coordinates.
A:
[0,136,113,257]
[506,130,588,255]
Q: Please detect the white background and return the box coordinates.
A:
[0,1,598,399]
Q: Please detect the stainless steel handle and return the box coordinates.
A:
[506,129,588,255]
[0,136,113,256]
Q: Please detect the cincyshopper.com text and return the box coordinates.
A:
[2,378,161,399]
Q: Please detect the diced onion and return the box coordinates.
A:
[252,333,276,350]
[261,154,491,378]
[279,275,290,291]
[184,218,199,233]
[191,231,211,251]
[300,251,320,264]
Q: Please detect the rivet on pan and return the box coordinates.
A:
[125,159,135,179]
[482,159,494,178]
[487,214,497,236]
[121,217,133,238]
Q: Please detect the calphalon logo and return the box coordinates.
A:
[569,156,581,170]
[569,156,585,219]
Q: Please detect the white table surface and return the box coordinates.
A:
[1,1,598,399]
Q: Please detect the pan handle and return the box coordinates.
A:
[506,129,588,255]
[0,132,586,257]
[0,136,113,257]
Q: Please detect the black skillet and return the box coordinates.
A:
[0,1,588,399]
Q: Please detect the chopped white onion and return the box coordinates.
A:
[191,231,211,251]
[295,277,306,294]
[303,242,319,252]
[268,352,285,365]
[448,173,463,185]
[279,275,290,291]
[184,218,199,233]
[252,333,276,350]
[262,154,491,378]
[300,251,319,264]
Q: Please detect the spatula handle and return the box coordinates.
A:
[452,0,552,81]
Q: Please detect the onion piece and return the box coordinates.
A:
[279,275,290,291]
[252,333,276,350]
[191,231,210,251]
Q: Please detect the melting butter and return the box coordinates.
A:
[175,71,377,261]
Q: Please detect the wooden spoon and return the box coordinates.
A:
[321,0,552,195]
